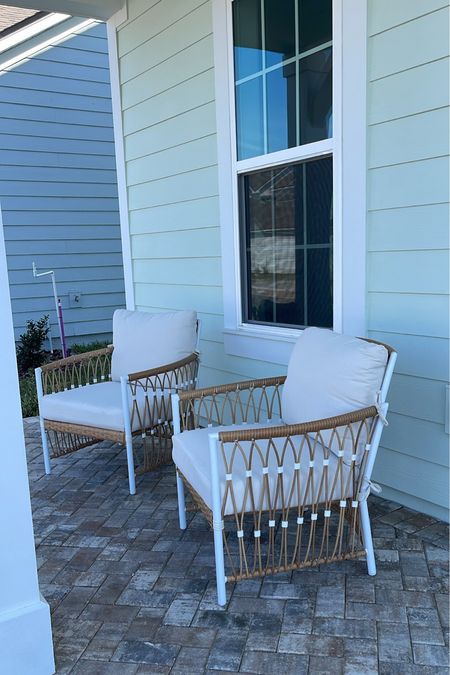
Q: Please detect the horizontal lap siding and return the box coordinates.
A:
[119,0,272,390]
[367,1,450,520]
[119,0,449,520]
[0,22,125,343]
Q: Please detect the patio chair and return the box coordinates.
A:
[171,328,397,605]
[35,309,200,495]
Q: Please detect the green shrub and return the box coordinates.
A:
[20,372,39,418]
[16,315,50,375]
[70,340,110,354]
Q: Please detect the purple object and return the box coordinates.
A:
[57,298,67,357]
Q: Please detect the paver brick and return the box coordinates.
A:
[278,632,344,656]
[240,650,308,674]
[378,622,412,663]
[153,625,216,649]
[111,640,179,666]
[412,643,450,667]
[346,601,407,623]
[313,617,377,640]
[207,630,247,671]
[163,594,200,626]
[315,585,345,618]
[172,646,210,674]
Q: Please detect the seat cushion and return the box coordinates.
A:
[282,328,388,425]
[111,309,198,381]
[40,381,157,433]
[172,422,353,517]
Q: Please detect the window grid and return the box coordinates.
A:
[234,0,332,157]
[241,157,333,330]
[233,0,334,330]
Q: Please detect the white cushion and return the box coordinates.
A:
[111,309,197,381]
[282,327,388,425]
[172,422,353,516]
[41,382,156,433]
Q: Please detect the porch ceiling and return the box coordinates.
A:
[0,0,124,20]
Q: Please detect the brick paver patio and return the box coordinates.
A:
[24,417,449,674]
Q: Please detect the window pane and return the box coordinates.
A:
[264,0,296,68]
[305,157,333,244]
[307,248,333,327]
[242,156,332,328]
[299,47,332,144]
[236,77,264,160]
[233,0,262,80]
[266,62,296,153]
[298,0,332,53]
[233,0,333,158]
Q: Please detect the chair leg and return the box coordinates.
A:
[40,418,51,475]
[176,471,187,529]
[125,436,136,495]
[360,499,376,576]
[213,521,227,606]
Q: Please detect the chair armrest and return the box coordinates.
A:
[39,346,113,395]
[178,375,286,401]
[40,346,113,372]
[128,352,199,384]
[218,405,378,442]
[178,375,286,430]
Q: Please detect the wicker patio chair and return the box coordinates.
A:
[36,309,200,494]
[171,328,397,605]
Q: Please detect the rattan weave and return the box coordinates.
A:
[175,337,395,588]
[41,347,199,472]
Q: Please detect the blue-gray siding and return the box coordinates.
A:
[0,21,125,344]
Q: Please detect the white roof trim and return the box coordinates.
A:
[0,15,97,72]
[0,12,69,54]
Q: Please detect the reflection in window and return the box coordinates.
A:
[299,47,332,143]
[241,157,333,328]
[233,0,332,160]
[232,0,262,80]
[266,62,296,153]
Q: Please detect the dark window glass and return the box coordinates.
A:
[235,77,264,159]
[241,156,333,328]
[299,47,332,144]
[264,0,296,68]
[233,0,263,80]
[266,62,296,153]
[307,248,333,327]
[305,158,333,244]
[298,0,332,53]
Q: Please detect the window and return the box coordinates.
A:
[213,0,367,361]
[232,0,334,329]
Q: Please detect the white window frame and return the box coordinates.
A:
[212,0,367,365]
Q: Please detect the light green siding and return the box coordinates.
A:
[367,1,450,520]
[118,0,449,520]
[119,0,245,389]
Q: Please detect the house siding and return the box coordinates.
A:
[0,21,125,344]
[118,0,281,388]
[367,0,450,520]
[118,0,449,519]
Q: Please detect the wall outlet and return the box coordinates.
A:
[69,290,82,307]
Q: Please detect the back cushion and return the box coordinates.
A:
[282,327,388,425]
[111,309,197,381]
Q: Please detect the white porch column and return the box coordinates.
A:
[0,208,54,673]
